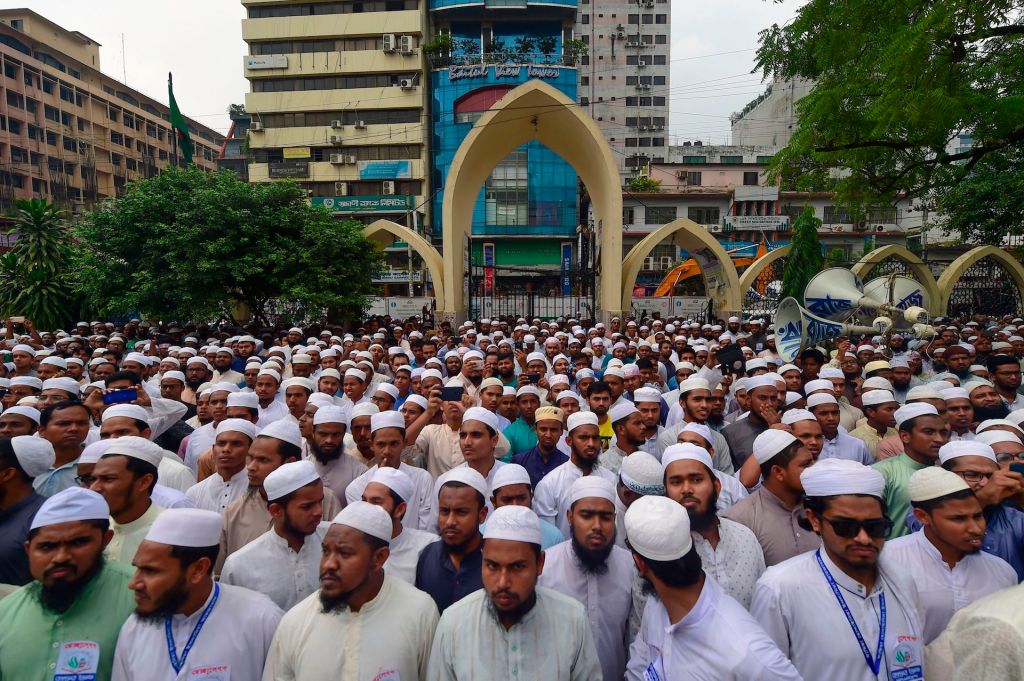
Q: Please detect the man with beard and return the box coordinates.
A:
[708,383,728,431]
[183,357,213,404]
[0,487,135,681]
[113,508,281,680]
[447,351,484,404]
[539,476,633,681]
[428,504,601,680]
[360,466,438,583]
[661,443,766,608]
[624,496,801,680]
[657,377,735,474]
[263,501,438,680]
[346,402,379,466]
[986,354,1024,412]
[966,379,1011,422]
[495,352,517,387]
[89,438,163,564]
[599,401,646,474]
[885,467,1015,644]
[309,405,366,503]
[212,348,244,386]
[944,344,973,381]
[874,403,949,538]
[0,436,53,585]
[186,419,257,512]
[221,460,327,610]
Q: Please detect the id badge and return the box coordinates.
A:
[189,665,230,681]
[643,653,664,681]
[889,641,924,681]
[54,641,100,681]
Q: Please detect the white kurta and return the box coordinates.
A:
[345,462,434,532]
[751,549,926,681]
[427,587,602,681]
[105,504,163,564]
[884,529,1016,643]
[157,455,197,493]
[258,399,289,427]
[533,460,617,538]
[693,518,766,609]
[627,573,801,680]
[186,467,248,513]
[220,527,326,611]
[262,576,438,681]
[384,527,438,584]
[112,582,282,681]
[538,541,634,681]
[184,422,216,473]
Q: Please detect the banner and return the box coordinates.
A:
[560,243,572,295]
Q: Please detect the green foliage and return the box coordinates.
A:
[537,36,557,57]
[825,247,848,268]
[782,206,824,300]
[0,199,85,329]
[73,167,383,325]
[756,0,1024,207]
[422,33,454,55]
[934,147,1024,245]
[626,176,661,193]
[566,38,588,64]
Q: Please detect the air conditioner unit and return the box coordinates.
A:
[875,225,886,232]
[653,125,663,131]
[659,256,674,269]
[382,180,396,195]
[643,0,654,7]
[329,154,345,164]
[342,154,357,165]
[399,78,416,90]
[335,181,349,195]
[399,35,415,54]
[642,257,656,270]
[639,84,651,90]
[330,120,343,129]
[616,29,626,38]
[638,125,648,131]
[675,170,687,180]
[638,60,647,68]
[382,34,397,52]
[250,121,264,132]
[625,41,640,48]
[354,120,367,129]
[329,135,343,144]
[708,224,722,233]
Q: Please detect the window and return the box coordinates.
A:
[248,0,417,17]
[63,136,76,152]
[681,155,706,164]
[823,206,853,224]
[655,14,667,23]
[45,131,57,146]
[26,98,36,113]
[581,14,589,23]
[644,207,677,224]
[743,171,759,186]
[688,207,720,224]
[485,150,528,227]
[626,55,638,65]
[654,75,665,85]
[627,13,639,23]
[653,96,665,106]
[7,118,20,134]
[623,207,635,224]
[626,76,637,85]
[685,171,702,185]
[756,155,774,163]
[653,55,666,65]
[44,105,60,122]
[6,91,23,108]
[642,13,654,24]
[655,34,667,44]
[625,97,637,106]
[720,155,742,164]
[42,79,54,94]
[111,131,124,145]
[252,73,402,92]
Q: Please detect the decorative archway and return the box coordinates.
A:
[736,245,790,317]
[621,218,741,314]
[850,244,941,315]
[937,245,1024,315]
[363,219,445,304]
[737,245,791,293]
[441,80,622,322]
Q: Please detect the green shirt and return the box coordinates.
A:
[503,418,538,457]
[873,453,931,539]
[0,560,136,681]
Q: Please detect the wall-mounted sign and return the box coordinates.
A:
[283,147,310,159]
[723,215,789,230]
[448,64,562,82]
[358,160,412,180]
[312,195,413,213]
[246,55,288,70]
[269,161,309,178]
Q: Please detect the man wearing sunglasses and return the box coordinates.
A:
[751,458,926,681]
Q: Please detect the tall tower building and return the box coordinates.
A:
[574,0,670,177]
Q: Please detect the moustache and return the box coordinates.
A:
[44,563,77,579]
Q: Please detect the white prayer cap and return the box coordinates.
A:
[908,467,970,503]
[330,501,393,544]
[463,406,499,433]
[633,387,661,404]
[976,430,1023,447]
[12,344,35,356]
[746,358,768,372]
[680,422,712,445]
[806,393,838,409]
[804,379,834,394]
[282,377,315,392]
[374,383,400,401]
[264,460,321,501]
[10,376,42,390]
[862,377,895,392]
[404,394,428,411]
[894,403,938,428]
[210,381,239,394]
[101,404,150,425]
[940,387,970,401]
[938,440,997,464]
[227,392,259,409]
[479,377,504,392]
[483,505,541,545]
[662,443,713,471]
[976,419,1019,434]
[753,429,798,464]
[862,390,897,407]
[575,368,595,380]
[491,463,532,493]
[103,436,163,468]
[603,367,625,380]
[677,377,710,394]
[292,354,313,365]
[624,495,692,561]
[41,377,80,397]
[146,508,223,547]
[186,357,212,368]
[1007,409,1024,427]
[162,370,186,384]
[371,411,405,433]
[343,368,365,381]
[4,405,40,423]
[622,364,640,378]
[609,401,639,424]
[784,391,803,407]
[567,411,599,432]
[79,439,113,465]
[801,458,885,499]
[367,466,413,502]
[746,375,778,392]
[421,369,443,381]
[819,367,844,379]
[314,405,350,427]
[437,467,489,499]
[10,436,54,477]
[350,403,379,420]
[215,418,258,441]
[569,476,616,506]
[546,374,569,388]
[307,393,336,409]
[31,487,109,531]
[515,386,541,399]
[620,451,665,496]
[905,385,942,402]
[525,351,546,363]
[778,363,801,375]
[780,409,816,426]
[257,419,303,449]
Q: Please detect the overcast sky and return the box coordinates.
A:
[15,0,800,142]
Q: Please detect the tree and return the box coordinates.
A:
[626,176,661,193]
[934,147,1024,245]
[756,0,1024,208]
[73,167,383,325]
[0,199,85,329]
[781,206,823,300]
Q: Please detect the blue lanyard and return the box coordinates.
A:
[816,550,886,677]
[165,583,220,674]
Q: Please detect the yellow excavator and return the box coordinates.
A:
[652,241,770,297]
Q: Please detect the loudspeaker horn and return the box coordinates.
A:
[862,276,931,317]
[803,268,928,324]
[774,297,890,363]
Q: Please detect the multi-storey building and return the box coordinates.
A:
[241,0,430,233]
[730,77,813,148]
[575,0,670,177]
[0,9,222,213]
[217,105,251,180]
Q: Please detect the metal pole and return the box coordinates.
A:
[407,204,415,297]
[168,73,178,168]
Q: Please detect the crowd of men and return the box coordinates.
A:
[1,311,1024,679]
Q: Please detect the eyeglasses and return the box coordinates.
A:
[819,516,893,539]
[74,475,95,487]
[995,452,1024,464]
[955,470,994,484]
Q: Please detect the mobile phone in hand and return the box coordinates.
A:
[439,386,464,402]
[103,388,138,405]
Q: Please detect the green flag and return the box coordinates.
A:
[167,73,193,165]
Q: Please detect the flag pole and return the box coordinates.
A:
[168,72,178,168]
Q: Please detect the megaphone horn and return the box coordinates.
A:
[803,268,928,324]
[774,297,888,363]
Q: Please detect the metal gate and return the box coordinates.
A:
[946,256,1023,318]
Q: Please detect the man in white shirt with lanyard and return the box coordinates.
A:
[751,458,926,681]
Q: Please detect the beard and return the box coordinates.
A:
[468,374,483,386]
[707,413,724,428]
[311,441,343,464]
[499,368,514,379]
[38,554,106,613]
[893,379,911,390]
[571,532,614,575]
[640,575,657,596]
[134,575,190,624]
[950,366,971,379]
[319,588,352,614]
[974,402,1011,421]
[682,487,719,534]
